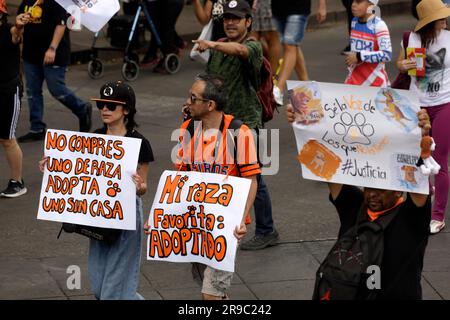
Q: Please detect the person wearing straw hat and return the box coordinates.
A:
[396,0,450,234]
[0,0,28,198]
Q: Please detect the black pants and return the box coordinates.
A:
[144,0,184,58]
[341,0,353,35]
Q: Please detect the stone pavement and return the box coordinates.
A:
[1,1,449,300]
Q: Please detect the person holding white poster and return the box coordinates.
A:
[145,74,258,300]
[39,81,154,299]
[88,81,154,300]
[286,104,432,300]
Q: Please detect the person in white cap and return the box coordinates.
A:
[396,0,450,234]
[344,0,392,87]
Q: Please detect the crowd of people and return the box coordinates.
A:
[1,0,450,300]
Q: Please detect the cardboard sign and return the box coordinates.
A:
[288,81,429,194]
[146,170,251,272]
[37,129,141,230]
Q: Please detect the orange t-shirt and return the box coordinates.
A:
[175,114,261,224]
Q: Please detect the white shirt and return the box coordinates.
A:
[406,30,450,107]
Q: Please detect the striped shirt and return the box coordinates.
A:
[345,16,392,87]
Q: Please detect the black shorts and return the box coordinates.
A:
[0,85,21,140]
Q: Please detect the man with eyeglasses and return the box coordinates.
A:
[172,73,259,299]
[192,0,279,251]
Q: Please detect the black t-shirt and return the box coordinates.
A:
[0,23,20,91]
[331,185,431,300]
[271,0,311,17]
[94,127,155,164]
[18,0,71,66]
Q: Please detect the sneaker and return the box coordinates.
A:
[273,85,284,106]
[430,220,445,234]
[79,103,92,132]
[17,130,45,143]
[0,179,27,198]
[240,229,279,250]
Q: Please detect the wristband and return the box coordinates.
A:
[49,46,56,51]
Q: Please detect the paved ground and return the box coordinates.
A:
[1,1,449,300]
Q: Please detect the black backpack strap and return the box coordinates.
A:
[185,119,195,171]
[225,118,244,175]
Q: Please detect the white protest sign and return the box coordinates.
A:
[146,170,251,272]
[287,81,428,194]
[37,129,141,230]
[55,0,120,32]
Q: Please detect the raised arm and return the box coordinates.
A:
[193,0,213,25]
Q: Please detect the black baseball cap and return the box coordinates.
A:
[223,0,252,18]
[91,80,136,108]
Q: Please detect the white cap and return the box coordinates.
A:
[369,0,379,5]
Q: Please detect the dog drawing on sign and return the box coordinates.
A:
[311,150,326,174]
[381,91,411,127]
[401,165,418,185]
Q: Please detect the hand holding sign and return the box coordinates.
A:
[37,129,141,230]
[146,170,251,272]
[288,81,430,194]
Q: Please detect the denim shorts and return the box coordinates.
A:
[272,14,309,45]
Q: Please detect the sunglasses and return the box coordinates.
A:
[95,101,125,111]
[189,94,209,104]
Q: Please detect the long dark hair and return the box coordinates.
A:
[417,20,439,48]
[124,103,137,132]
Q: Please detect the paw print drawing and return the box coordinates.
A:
[334,112,374,145]
[106,181,121,197]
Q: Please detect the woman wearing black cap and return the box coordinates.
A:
[88,80,154,299]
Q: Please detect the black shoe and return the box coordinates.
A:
[17,130,45,143]
[0,179,27,198]
[240,229,279,250]
[79,103,92,132]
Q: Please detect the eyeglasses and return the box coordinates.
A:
[189,94,209,104]
[95,101,125,111]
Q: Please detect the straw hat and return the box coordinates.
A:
[414,0,450,32]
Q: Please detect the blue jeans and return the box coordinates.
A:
[88,197,144,300]
[23,62,88,132]
[272,14,309,45]
[254,174,274,235]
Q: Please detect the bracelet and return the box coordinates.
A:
[48,46,56,51]
[14,24,24,30]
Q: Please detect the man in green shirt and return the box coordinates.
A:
[193,0,279,250]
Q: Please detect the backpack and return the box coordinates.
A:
[312,206,399,300]
[257,56,278,123]
[216,37,278,123]
[391,31,412,90]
